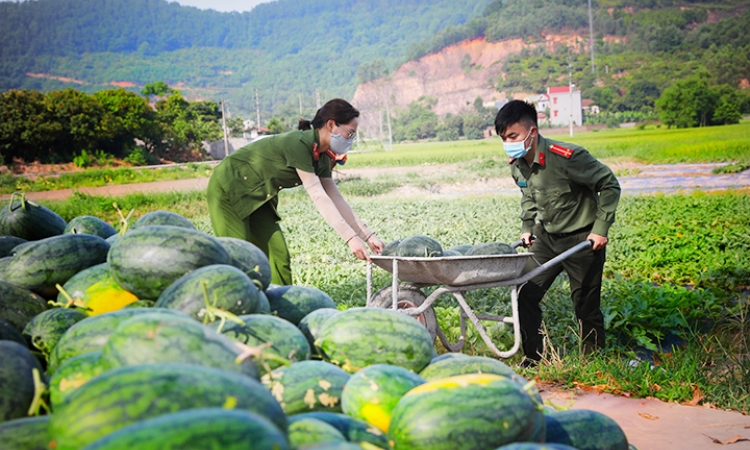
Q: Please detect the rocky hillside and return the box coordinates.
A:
[352,34,591,137]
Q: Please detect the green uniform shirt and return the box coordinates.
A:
[510,135,621,237]
[212,129,333,220]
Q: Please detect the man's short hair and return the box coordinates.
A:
[494,100,538,136]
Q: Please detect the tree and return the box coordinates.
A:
[0,89,57,164]
[656,74,716,128]
[43,88,106,161]
[266,117,285,135]
[142,81,175,104]
[622,80,660,112]
[463,113,485,140]
[93,88,161,157]
[393,97,439,142]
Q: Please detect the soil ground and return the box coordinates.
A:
[2,162,749,448]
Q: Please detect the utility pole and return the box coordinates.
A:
[255,88,261,129]
[385,99,393,151]
[315,89,321,110]
[588,0,595,74]
[298,94,303,117]
[568,60,574,138]
[221,99,229,158]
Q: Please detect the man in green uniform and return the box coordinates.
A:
[494,100,621,364]
[207,99,383,286]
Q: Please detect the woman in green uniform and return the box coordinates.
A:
[207,98,384,285]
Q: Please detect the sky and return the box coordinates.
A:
[172,0,275,12]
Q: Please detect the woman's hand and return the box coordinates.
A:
[366,235,384,254]
[348,238,371,261]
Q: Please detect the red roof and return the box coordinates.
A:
[548,86,571,94]
[537,112,547,119]
[582,99,594,107]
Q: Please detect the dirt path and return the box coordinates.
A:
[3,162,748,202]
[542,387,750,449]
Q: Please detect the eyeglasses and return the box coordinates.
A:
[336,124,357,141]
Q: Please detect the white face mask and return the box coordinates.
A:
[329,132,353,155]
[502,128,533,159]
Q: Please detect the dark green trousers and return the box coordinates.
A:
[206,176,293,286]
[518,223,606,361]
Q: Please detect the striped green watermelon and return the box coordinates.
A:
[388,374,540,450]
[49,363,287,450]
[100,313,259,379]
[257,289,271,313]
[447,244,473,255]
[0,255,11,281]
[5,234,110,298]
[289,417,347,448]
[316,307,436,373]
[82,408,289,450]
[56,263,139,316]
[544,410,629,450]
[288,412,390,449]
[47,308,192,373]
[382,238,403,256]
[107,225,230,299]
[209,314,310,370]
[266,285,337,325]
[298,308,340,354]
[0,193,66,241]
[0,341,43,421]
[0,317,27,347]
[419,355,517,381]
[0,415,50,450]
[262,360,350,415]
[132,210,196,229]
[396,235,443,257]
[216,237,272,291]
[441,249,462,256]
[49,350,104,408]
[22,308,86,356]
[0,281,48,333]
[494,444,578,450]
[466,242,515,256]
[0,235,26,257]
[63,216,117,239]
[341,364,426,433]
[155,264,262,320]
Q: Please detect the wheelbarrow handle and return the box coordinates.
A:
[516,240,593,284]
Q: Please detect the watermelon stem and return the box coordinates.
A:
[234,341,290,372]
[199,279,245,331]
[113,202,134,237]
[27,368,50,416]
[51,283,90,312]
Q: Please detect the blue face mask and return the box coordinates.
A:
[330,132,353,155]
[502,128,533,159]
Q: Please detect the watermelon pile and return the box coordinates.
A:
[0,195,631,450]
[383,235,516,257]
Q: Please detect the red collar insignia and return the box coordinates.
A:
[538,151,545,166]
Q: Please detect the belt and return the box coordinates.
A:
[544,225,593,239]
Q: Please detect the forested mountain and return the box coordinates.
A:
[0,0,492,117]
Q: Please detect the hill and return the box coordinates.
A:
[0,0,492,119]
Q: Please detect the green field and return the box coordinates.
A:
[350,121,750,168]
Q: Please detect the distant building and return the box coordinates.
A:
[243,126,271,140]
[582,99,600,115]
[546,86,582,127]
[536,94,550,113]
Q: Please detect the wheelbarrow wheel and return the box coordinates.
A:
[370,284,438,342]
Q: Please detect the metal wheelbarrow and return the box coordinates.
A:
[365,240,593,359]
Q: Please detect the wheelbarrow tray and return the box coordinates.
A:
[370,253,534,286]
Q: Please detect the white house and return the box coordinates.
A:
[536,94,550,113]
[547,86,582,127]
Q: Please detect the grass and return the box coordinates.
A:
[34,180,750,413]
[0,163,215,195]
[348,121,750,168]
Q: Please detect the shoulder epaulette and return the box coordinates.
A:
[549,144,574,159]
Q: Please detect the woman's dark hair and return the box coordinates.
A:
[298,98,360,130]
[494,100,538,136]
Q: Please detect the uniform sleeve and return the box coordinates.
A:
[297,169,357,243]
[566,150,621,236]
[320,177,374,241]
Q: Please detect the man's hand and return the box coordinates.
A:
[348,238,371,261]
[587,233,608,251]
[520,232,534,248]
[366,235,385,254]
